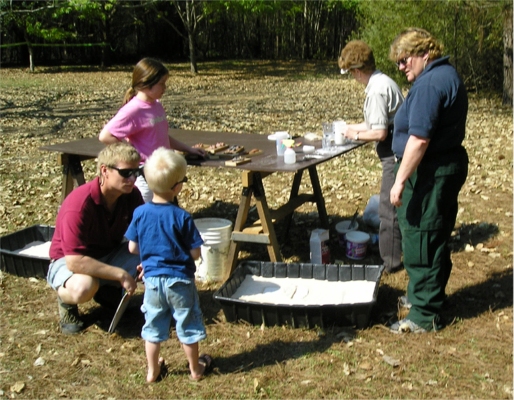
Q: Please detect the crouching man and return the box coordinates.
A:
[47,142,144,334]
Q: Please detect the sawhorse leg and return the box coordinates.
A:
[59,154,85,202]
[227,171,282,275]
[308,166,329,229]
[283,169,304,237]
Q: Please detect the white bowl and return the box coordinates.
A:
[303,145,315,154]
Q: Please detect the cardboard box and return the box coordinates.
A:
[0,225,54,278]
[213,261,384,329]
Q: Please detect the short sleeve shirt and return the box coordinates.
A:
[364,71,404,158]
[103,97,170,161]
[125,202,204,280]
[49,177,144,260]
[392,56,468,158]
[364,70,404,130]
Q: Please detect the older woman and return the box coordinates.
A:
[338,40,404,274]
[388,28,469,333]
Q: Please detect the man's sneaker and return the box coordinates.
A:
[390,318,427,334]
[57,297,84,335]
[93,285,123,309]
[399,295,412,309]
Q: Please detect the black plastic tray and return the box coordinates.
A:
[0,225,54,278]
[213,261,384,329]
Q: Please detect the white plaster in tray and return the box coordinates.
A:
[231,275,376,306]
[13,241,51,259]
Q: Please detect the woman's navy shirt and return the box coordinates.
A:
[392,56,468,159]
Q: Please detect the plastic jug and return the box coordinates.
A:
[283,139,296,164]
[310,229,330,264]
[284,147,296,164]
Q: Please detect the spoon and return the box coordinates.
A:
[349,209,359,229]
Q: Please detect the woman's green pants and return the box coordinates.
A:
[395,148,468,331]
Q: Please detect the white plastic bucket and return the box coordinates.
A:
[194,218,232,282]
[335,220,359,248]
[345,231,370,260]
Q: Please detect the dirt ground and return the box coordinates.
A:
[0,61,512,399]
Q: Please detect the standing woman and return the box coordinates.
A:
[99,58,205,202]
[388,28,469,333]
[338,40,404,274]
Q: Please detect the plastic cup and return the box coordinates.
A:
[273,131,290,156]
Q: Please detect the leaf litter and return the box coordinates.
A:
[0,62,512,399]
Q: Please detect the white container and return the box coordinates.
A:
[335,131,345,146]
[310,229,330,264]
[194,218,232,282]
[284,147,296,164]
[345,231,370,260]
[335,220,359,248]
[303,145,315,154]
[333,120,346,145]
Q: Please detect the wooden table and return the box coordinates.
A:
[40,130,364,274]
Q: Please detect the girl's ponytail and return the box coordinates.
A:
[122,87,136,106]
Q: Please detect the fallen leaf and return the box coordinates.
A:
[359,361,372,370]
[343,362,351,376]
[382,355,400,367]
[253,377,260,393]
[355,373,370,381]
[10,382,25,393]
[34,357,45,366]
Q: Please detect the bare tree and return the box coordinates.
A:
[502,3,513,105]
[153,0,203,74]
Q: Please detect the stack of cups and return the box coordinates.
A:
[271,131,290,156]
[322,122,335,150]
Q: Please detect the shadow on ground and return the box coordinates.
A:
[82,201,509,339]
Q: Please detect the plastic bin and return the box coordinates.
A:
[0,225,54,278]
[213,261,384,329]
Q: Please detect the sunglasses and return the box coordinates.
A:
[396,56,411,68]
[172,176,188,189]
[108,165,143,178]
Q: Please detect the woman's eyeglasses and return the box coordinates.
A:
[172,176,188,189]
[396,57,411,68]
[108,165,143,178]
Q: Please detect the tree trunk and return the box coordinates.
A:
[23,30,34,72]
[502,4,513,105]
[189,31,197,74]
[301,0,307,59]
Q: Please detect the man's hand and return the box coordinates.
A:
[119,271,137,296]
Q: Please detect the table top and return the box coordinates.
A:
[40,129,365,173]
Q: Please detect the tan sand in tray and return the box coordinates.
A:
[231,275,376,305]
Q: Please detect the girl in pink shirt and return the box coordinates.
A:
[99,58,205,202]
